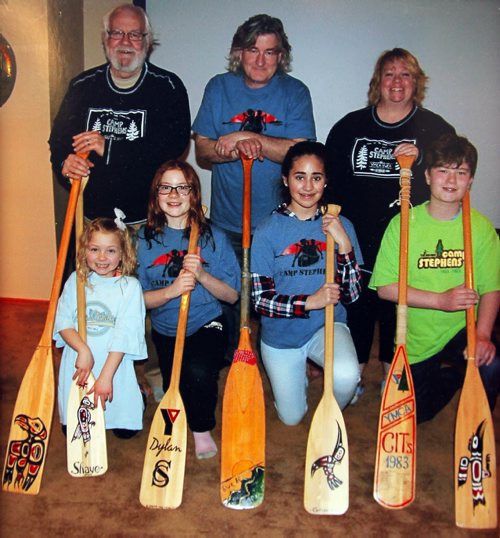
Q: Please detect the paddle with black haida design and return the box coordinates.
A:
[304,204,349,515]
[373,154,417,509]
[454,190,497,529]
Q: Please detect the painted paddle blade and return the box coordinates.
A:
[455,366,497,528]
[139,389,187,509]
[2,176,82,495]
[374,154,416,508]
[454,190,497,529]
[304,394,349,514]
[2,347,54,495]
[304,203,348,515]
[221,329,265,509]
[373,344,416,508]
[66,374,107,477]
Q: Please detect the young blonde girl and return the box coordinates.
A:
[54,217,147,438]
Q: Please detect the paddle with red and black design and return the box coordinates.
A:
[220,155,265,509]
[454,190,497,529]
[373,154,417,509]
[2,169,84,494]
[140,221,199,509]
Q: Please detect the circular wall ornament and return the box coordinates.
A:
[0,33,17,107]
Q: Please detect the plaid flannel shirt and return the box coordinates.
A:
[251,249,361,319]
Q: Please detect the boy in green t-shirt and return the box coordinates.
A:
[370,133,499,423]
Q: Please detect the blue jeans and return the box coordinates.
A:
[260,323,359,425]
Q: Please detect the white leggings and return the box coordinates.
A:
[260,323,359,426]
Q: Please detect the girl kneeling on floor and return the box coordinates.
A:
[251,141,363,425]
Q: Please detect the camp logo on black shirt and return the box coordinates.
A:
[351,137,416,178]
[86,108,146,141]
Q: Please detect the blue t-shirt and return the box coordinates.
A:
[251,211,363,348]
[192,72,316,233]
[137,225,241,336]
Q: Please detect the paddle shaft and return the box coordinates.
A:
[168,221,200,391]
[461,191,475,358]
[395,154,414,346]
[324,204,341,395]
[240,155,253,329]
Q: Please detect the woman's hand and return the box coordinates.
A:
[393,142,419,159]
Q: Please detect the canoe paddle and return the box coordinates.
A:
[2,169,83,494]
[373,154,417,509]
[454,190,497,529]
[140,220,199,509]
[66,164,107,478]
[304,204,349,515]
[220,155,265,509]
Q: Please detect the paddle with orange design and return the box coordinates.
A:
[140,220,199,509]
[220,155,265,509]
[2,166,84,494]
[454,190,497,529]
[373,154,417,509]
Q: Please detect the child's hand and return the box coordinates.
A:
[170,268,196,297]
[305,283,340,311]
[88,375,113,411]
[438,284,478,311]
[73,346,95,386]
[183,250,204,281]
[472,333,497,367]
[322,213,352,254]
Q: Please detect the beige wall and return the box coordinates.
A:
[0,0,126,300]
[0,0,55,300]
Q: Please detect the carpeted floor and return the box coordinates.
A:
[0,300,498,537]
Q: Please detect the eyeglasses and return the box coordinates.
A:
[107,30,148,42]
[157,184,192,196]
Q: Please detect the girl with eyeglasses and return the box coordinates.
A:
[137,160,240,459]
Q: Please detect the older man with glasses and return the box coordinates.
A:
[49,3,190,226]
[49,4,191,399]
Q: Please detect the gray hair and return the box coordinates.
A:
[102,4,157,55]
[227,14,292,74]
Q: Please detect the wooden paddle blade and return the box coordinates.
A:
[221,329,265,509]
[2,176,82,495]
[304,203,348,515]
[454,190,497,529]
[373,344,416,508]
[2,347,54,495]
[454,365,497,529]
[304,393,349,514]
[66,374,107,477]
[140,388,187,509]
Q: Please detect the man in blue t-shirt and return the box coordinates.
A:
[193,13,316,250]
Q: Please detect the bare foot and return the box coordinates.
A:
[193,431,217,460]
